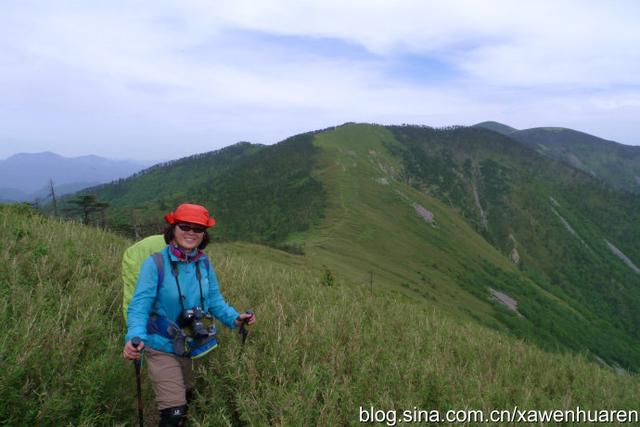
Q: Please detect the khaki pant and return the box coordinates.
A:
[145,347,198,410]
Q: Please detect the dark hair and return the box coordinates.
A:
[164,224,210,250]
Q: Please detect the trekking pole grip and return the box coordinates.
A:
[131,336,142,366]
[239,310,254,346]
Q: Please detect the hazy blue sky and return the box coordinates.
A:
[1,1,639,160]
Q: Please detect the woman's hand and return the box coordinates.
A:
[123,339,145,360]
[235,311,256,327]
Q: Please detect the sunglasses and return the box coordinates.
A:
[176,223,206,234]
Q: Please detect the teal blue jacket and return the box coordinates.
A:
[125,246,239,353]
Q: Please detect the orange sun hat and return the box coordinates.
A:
[164,203,216,228]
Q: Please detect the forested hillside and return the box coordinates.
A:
[386,125,640,367]
[84,134,326,249]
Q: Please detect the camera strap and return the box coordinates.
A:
[169,260,186,313]
[170,259,206,312]
[195,262,206,309]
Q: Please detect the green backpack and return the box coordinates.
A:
[121,234,167,321]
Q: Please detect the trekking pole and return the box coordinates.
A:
[239,310,254,346]
[131,336,144,427]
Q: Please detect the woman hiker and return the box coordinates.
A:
[122,203,256,426]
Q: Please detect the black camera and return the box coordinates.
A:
[176,307,218,359]
[177,307,210,338]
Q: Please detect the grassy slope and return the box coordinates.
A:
[299,124,513,323]
[291,124,640,370]
[1,205,639,426]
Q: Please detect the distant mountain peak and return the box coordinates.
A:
[5,151,63,161]
[75,154,109,161]
[537,126,570,132]
[473,121,519,135]
[508,126,640,193]
[0,151,149,199]
[514,127,615,144]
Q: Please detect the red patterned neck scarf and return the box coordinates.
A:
[169,241,204,263]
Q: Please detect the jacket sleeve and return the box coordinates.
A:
[206,261,239,329]
[125,256,158,343]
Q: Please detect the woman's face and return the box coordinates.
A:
[173,222,205,250]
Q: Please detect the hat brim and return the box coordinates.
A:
[164,213,215,228]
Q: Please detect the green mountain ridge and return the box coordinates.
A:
[70,122,640,370]
[472,121,518,135]
[474,121,640,193]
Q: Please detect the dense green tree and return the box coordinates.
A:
[63,194,109,225]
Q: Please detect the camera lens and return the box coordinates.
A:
[178,309,196,328]
[192,319,208,337]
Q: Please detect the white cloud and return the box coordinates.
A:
[198,0,640,86]
[0,0,638,159]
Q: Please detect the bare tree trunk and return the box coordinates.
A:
[49,178,58,216]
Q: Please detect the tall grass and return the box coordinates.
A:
[199,251,640,425]
[0,205,135,425]
[1,205,638,426]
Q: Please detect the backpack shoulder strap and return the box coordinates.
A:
[201,255,210,274]
[152,250,165,295]
[195,254,211,283]
[196,255,211,309]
